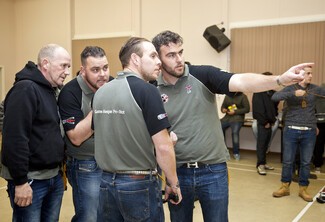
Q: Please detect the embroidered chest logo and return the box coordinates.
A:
[185,85,192,94]
[62,117,75,125]
[161,93,169,103]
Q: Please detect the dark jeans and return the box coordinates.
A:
[7,174,64,222]
[256,123,272,167]
[222,122,243,155]
[66,157,102,222]
[98,171,163,222]
[281,126,316,186]
[168,162,229,222]
[313,122,325,167]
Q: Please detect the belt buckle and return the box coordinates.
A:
[187,162,199,168]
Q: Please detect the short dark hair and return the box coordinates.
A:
[80,46,106,66]
[262,72,273,76]
[152,30,183,54]
[119,37,150,69]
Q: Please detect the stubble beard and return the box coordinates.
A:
[84,75,103,91]
[162,63,184,79]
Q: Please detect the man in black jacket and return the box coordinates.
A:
[313,83,325,173]
[0,100,3,172]
[252,72,279,175]
[1,44,71,221]
[0,100,3,130]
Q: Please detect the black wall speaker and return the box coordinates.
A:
[203,25,231,53]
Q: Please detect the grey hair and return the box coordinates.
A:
[37,44,62,66]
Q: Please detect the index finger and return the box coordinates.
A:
[291,63,314,74]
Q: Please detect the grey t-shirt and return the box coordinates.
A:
[156,65,234,166]
[58,75,95,159]
[93,72,170,172]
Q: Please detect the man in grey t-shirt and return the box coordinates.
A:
[93,37,182,222]
[58,46,110,222]
[152,30,313,222]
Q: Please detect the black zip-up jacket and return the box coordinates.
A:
[252,90,279,125]
[1,61,64,185]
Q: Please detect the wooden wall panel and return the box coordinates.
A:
[230,21,325,85]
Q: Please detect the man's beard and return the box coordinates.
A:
[162,63,184,79]
[84,75,103,90]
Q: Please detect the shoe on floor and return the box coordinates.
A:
[257,165,266,175]
[264,165,274,170]
[273,182,290,197]
[233,154,240,161]
[299,186,313,202]
[315,167,321,174]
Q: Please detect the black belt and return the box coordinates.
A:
[180,162,208,168]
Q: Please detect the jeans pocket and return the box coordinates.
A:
[118,188,150,221]
[78,161,99,172]
[208,163,227,173]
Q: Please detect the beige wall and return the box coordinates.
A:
[15,0,72,61]
[0,0,72,97]
[0,0,324,97]
[140,0,230,69]
[0,0,16,100]
[14,0,72,78]
[72,0,139,38]
[72,0,230,70]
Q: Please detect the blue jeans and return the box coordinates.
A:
[98,171,164,222]
[7,174,64,222]
[281,126,316,186]
[66,157,102,222]
[222,122,243,154]
[168,162,229,222]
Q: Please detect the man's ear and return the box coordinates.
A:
[131,53,140,65]
[41,59,50,70]
[79,66,85,76]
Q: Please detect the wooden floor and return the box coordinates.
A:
[1,150,325,221]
